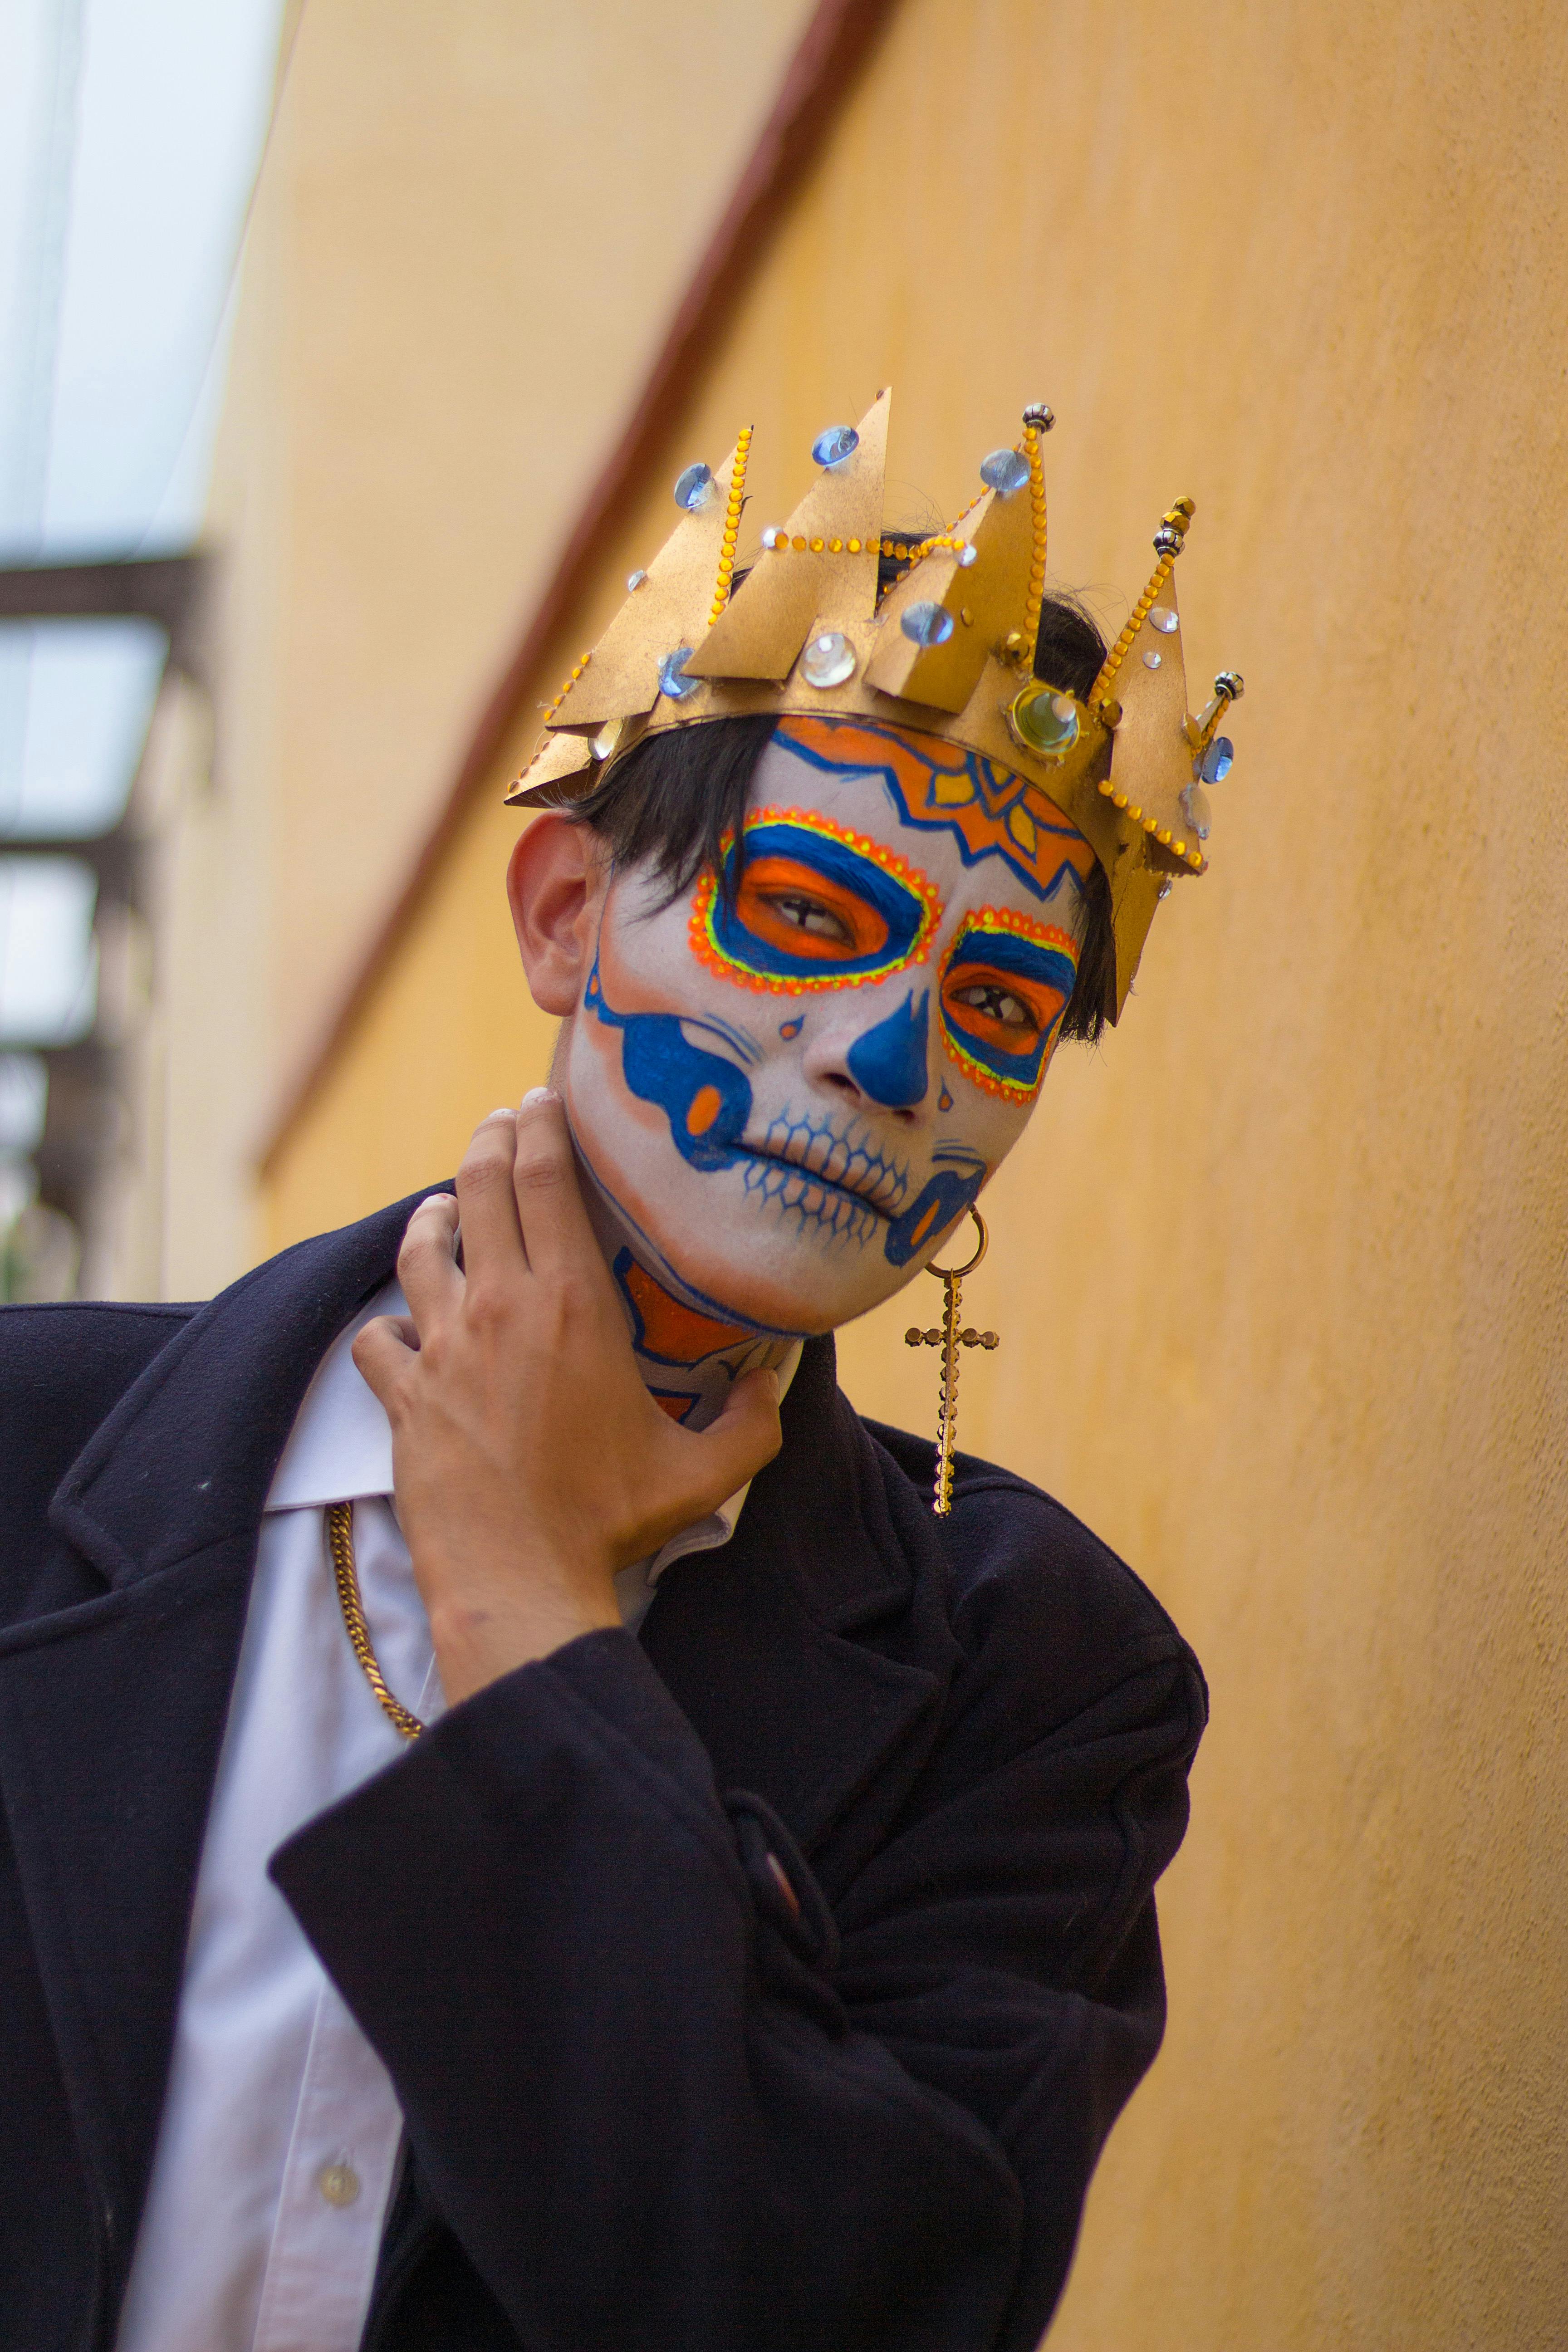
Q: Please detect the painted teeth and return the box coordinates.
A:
[740,1156,877,1246]
[759,1109,909,1214]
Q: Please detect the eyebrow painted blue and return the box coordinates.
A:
[944,922,1078,995]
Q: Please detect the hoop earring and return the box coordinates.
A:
[903,1206,1000,1516]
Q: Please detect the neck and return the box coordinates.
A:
[573,1149,799,1433]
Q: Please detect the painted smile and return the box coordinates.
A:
[739,1110,909,1221]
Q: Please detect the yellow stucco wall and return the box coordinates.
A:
[143,0,815,1297]
[264,0,1568,2341]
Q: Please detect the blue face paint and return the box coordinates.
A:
[945,922,1078,993]
[940,919,1078,1101]
[775,716,1095,909]
[846,989,930,1110]
[586,960,752,1170]
[883,1163,986,1268]
[693,812,939,991]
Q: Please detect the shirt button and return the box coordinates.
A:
[318,2162,361,2208]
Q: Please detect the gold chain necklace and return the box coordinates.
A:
[325,1500,425,1740]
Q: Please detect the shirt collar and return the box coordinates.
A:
[265,1281,403,1511]
[264,1276,802,1585]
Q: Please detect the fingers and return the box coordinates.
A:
[507,1087,603,1283]
[683,1365,783,1503]
[397,1194,462,1330]
[453,1110,527,1281]
[352,1314,417,1407]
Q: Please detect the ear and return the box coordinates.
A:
[506,812,607,1016]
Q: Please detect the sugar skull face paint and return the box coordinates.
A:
[691,808,941,990]
[940,910,1079,1102]
[779,714,1090,904]
[557,717,1095,1334]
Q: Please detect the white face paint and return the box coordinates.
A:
[559,715,1098,1341]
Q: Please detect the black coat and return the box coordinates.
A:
[0,1190,1206,2352]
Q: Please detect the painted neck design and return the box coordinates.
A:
[573,1139,801,1430]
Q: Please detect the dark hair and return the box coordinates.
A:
[571,575,1114,1043]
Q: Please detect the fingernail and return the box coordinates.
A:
[486,1107,515,1119]
[519,1085,560,1110]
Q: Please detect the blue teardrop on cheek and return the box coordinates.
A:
[779,1016,804,1039]
[939,1083,954,1111]
[847,990,929,1110]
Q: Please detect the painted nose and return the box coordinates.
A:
[845,989,931,1110]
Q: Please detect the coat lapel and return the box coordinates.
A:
[0,1189,433,2311]
[0,1180,958,2308]
[642,1336,964,1886]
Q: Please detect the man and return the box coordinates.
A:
[0,397,1234,2349]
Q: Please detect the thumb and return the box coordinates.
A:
[688,1364,784,1499]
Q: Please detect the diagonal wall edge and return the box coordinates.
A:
[255,0,900,1179]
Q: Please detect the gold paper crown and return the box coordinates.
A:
[507,390,1243,1021]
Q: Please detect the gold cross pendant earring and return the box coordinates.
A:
[904,1207,999,1516]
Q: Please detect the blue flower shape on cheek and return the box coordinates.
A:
[586,962,752,1169]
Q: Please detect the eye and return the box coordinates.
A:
[731,853,892,964]
[947,980,1038,1033]
[759,889,856,946]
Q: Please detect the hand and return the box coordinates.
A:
[353,1090,783,1703]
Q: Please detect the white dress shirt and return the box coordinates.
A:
[114,1279,797,2352]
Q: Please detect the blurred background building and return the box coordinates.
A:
[4,0,1567,2344]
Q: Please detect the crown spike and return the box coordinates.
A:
[1097,537,1203,877]
[865,469,1036,711]
[542,439,747,730]
[1088,498,1195,713]
[686,390,890,681]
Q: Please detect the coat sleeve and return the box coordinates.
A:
[270,1622,1203,2352]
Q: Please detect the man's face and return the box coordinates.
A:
[559,716,1098,1335]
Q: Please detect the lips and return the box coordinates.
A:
[738,1116,908,1220]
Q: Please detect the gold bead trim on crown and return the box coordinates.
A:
[709,424,751,625]
[1096,659,1244,874]
[1087,499,1195,712]
[876,498,990,598]
[760,530,981,560]
[326,1499,425,1740]
[541,650,593,724]
[1084,497,1208,873]
[1019,418,1049,660]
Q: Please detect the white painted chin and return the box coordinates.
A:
[618,1163,908,1338]
[566,1097,911,1339]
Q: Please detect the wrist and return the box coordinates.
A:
[428,1577,622,1704]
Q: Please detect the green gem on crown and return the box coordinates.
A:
[1006,681,1080,764]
